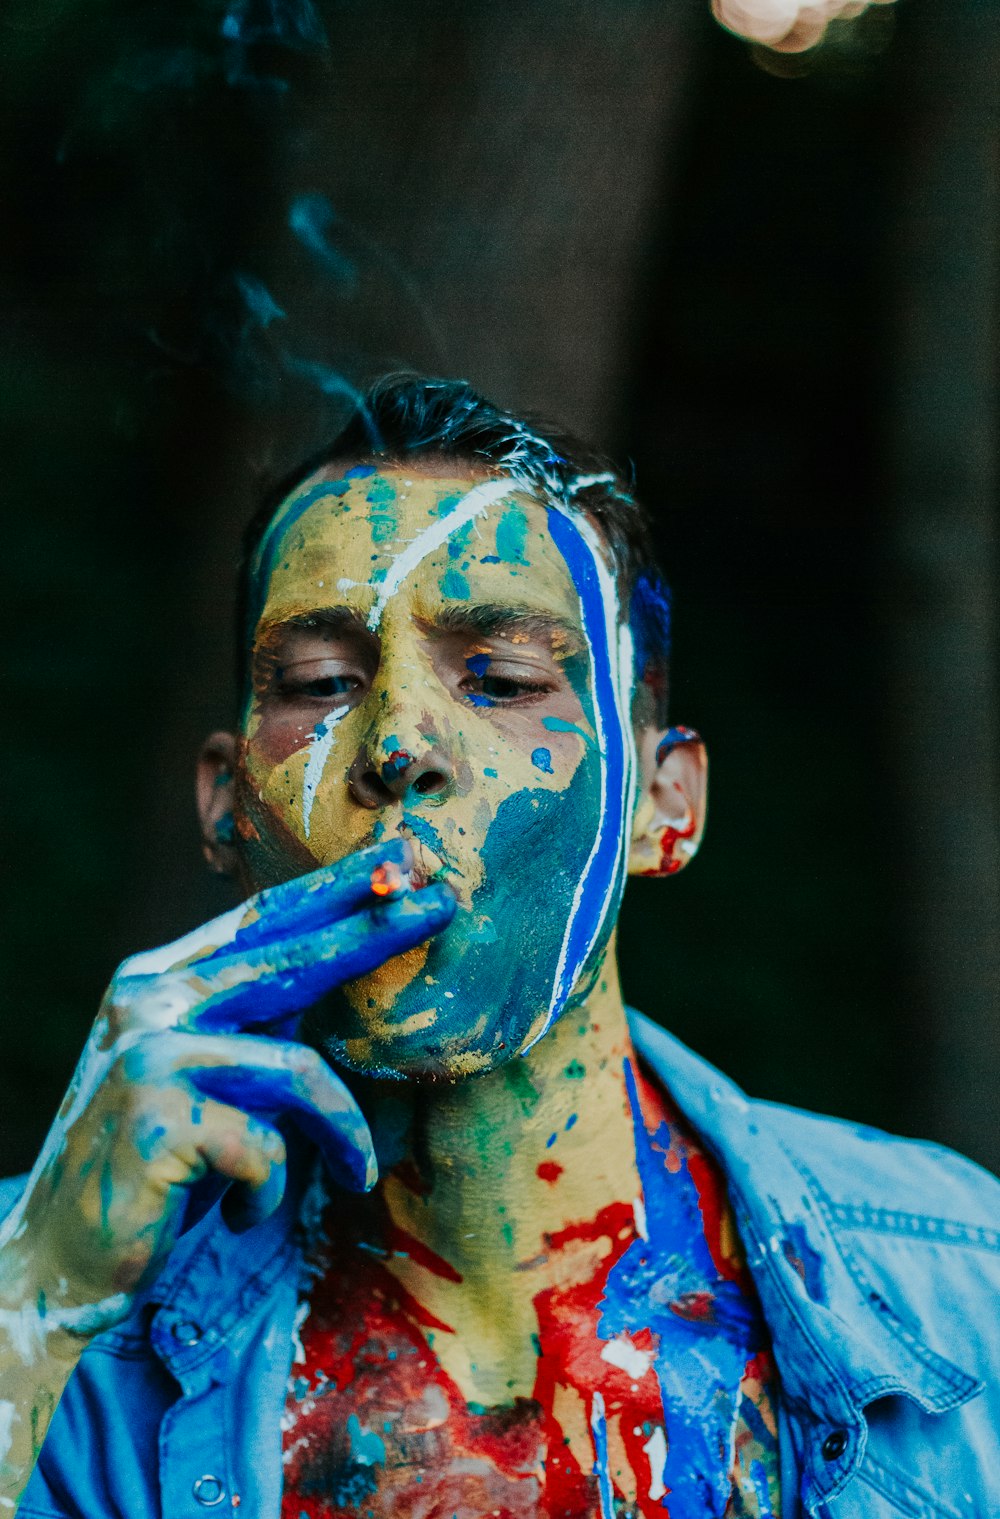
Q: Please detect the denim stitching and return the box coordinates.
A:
[857,1452,967,1519]
[793,1159,982,1406]
[827,1203,1000,1253]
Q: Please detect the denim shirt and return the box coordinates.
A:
[7,1011,999,1519]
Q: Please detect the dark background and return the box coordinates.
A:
[2,0,997,1175]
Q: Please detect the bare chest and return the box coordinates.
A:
[279,1202,780,1519]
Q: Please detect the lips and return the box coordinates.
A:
[404,843,447,890]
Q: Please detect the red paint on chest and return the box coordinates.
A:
[281,1075,777,1518]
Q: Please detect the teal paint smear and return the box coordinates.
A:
[367,477,399,545]
[542,715,598,749]
[347,1413,386,1467]
[495,504,529,564]
[447,519,475,560]
[439,568,470,600]
[432,492,462,517]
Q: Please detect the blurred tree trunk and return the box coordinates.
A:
[885,0,1000,1171]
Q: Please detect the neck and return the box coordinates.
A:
[345,947,643,1400]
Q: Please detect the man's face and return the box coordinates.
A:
[235,460,637,1079]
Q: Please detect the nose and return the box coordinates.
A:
[347,739,455,808]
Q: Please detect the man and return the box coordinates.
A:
[0,375,997,1519]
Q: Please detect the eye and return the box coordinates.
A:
[460,671,554,705]
[279,673,361,701]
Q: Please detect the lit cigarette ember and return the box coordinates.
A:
[370,862,405,897]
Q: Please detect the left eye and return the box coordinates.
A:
[461,674,551,704]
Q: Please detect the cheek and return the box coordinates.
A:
[237,707,360,862]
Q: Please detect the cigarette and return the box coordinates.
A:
[370,861,405,897]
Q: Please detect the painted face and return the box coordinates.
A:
[237,462,636,1077]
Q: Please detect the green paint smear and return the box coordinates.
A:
[439,567,470,600]
[504,1058,540,1115]
[495,504,529,564]
[563,1059,586,1080]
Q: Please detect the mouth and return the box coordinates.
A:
[397,825,454,892]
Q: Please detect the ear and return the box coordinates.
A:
[628,726,708,877]
[196,731,239,876]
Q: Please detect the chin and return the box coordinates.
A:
[299,985,543,1084]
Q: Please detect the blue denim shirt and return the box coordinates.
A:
[7,1012,999,1519]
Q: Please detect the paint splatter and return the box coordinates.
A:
[540,714,597,748]
[530,747,553,774]
[279,1072,780,1519]
[495,503,529,565]
[302,707,350,838]
[439,567,470,601]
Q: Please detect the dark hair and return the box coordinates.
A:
[238,373,671,717]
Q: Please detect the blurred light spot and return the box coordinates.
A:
[712,0,896,54]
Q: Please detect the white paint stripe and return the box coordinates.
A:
[0,1399,15,1463]
[302,705,350,839]
[601,1335,653,1380]
[568,471,616,492]
[365,477,521,631]
[0,1294,131,1364]
[118,902,248,978]
[589,1390,615,1519]
[643,1425,668,1502]
[526,506,637,1046]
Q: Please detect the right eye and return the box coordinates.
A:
[278,673,362,701]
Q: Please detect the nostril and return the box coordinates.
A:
[413,771,446,796]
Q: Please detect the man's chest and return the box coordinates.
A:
[279,1197,781,1519]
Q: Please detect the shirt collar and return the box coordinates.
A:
[627,1008,982,1426]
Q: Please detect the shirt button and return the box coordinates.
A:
[172,1320,202,1347]
[192,1474,227,1506]
[821,1429,849,1461]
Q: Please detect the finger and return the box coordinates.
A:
[186,882,456,1035]
[193,838,415,968]
[190,1110,288,1234]
[118,839,413,981]
[220,1157,288,1234]
[146,1031,378,1193]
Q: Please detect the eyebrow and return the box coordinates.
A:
[256,607,373,644]
[432,603,580,644]
[258,603,580,646]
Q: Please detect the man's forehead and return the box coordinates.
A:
[251,462,585,630]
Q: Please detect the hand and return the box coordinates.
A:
[0,839,454,1336]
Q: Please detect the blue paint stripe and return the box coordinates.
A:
[546,506,630,1015]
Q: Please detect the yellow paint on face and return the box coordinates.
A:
[236,462,603,1071]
